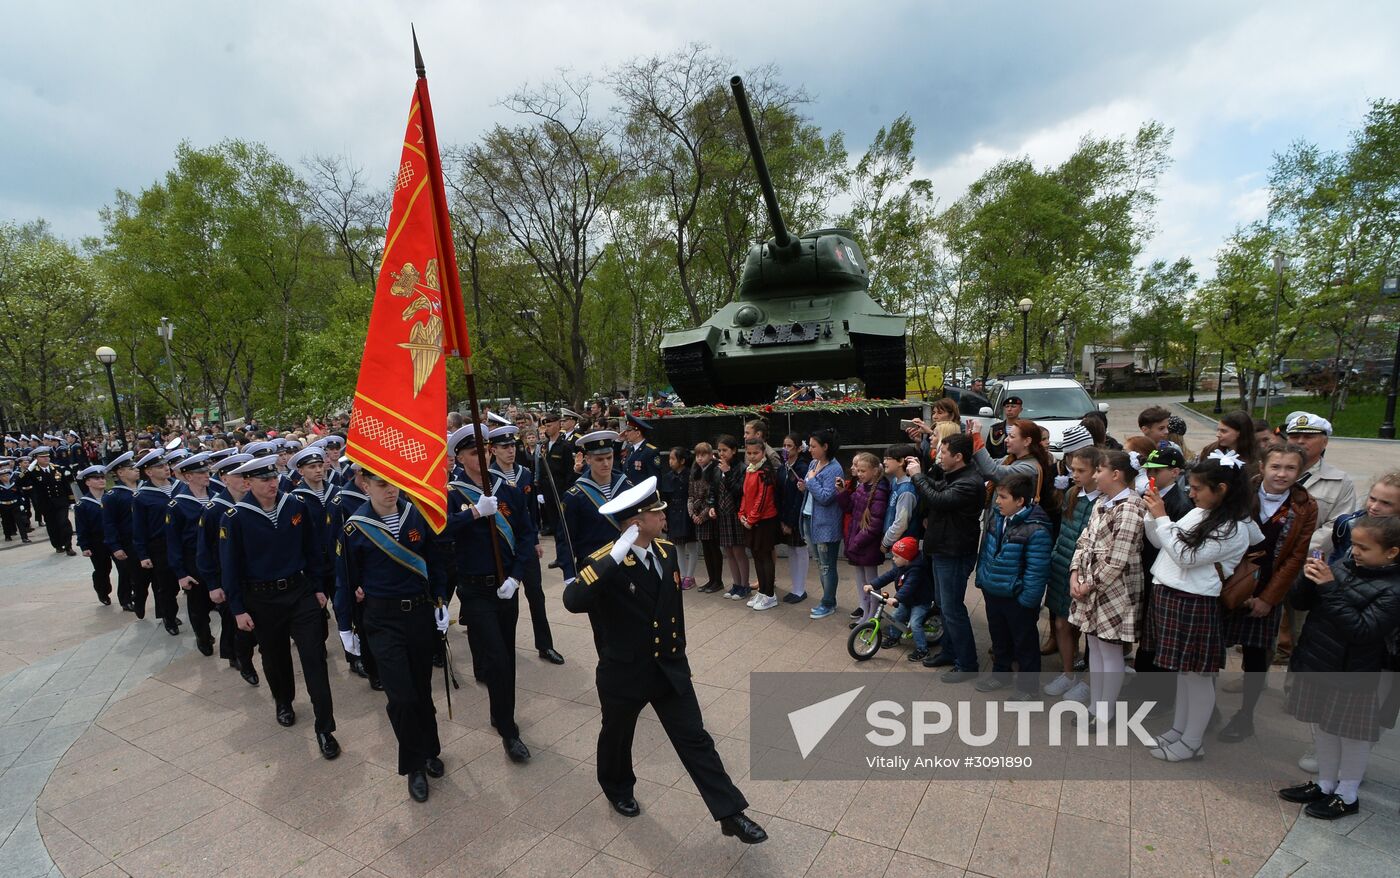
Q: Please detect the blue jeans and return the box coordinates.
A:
[803,515,841,609]
[893,602,931,650]
[931,553,978,671]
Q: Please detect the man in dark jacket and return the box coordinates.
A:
[906,433,986,680]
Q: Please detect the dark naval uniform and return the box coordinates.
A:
[102,484,138,610]
[22,461,73,552]
[623,439,664,487]
[0,473,27,541]
[445,473,536,742]
[196,490,257,677]
[74,494,112,602]
[489,461,555,655]
[132,482,180,627]
[558,472,631,583]
[337,498,446,776]
[563,536,748,822]
[167,491,217,653]
[540,431,576,537]
[330,485,379,683]
[292,480,337,595]
[219,490,336,735]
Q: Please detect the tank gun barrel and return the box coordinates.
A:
[730,75,793,250]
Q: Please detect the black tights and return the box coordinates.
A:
[1240,645,1270,718]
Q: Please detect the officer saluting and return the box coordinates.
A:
[620,414,664,485]
[563,477,766,843]
[558,430,632,586]
[337,469,449,802]
[21,446,75,555]
[444,423,534,763]
[219,455,339,759]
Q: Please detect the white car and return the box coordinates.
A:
[972,376,1109,457]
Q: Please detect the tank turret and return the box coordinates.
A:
[660,76,907,405]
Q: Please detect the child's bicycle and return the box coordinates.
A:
[847,593,941,660]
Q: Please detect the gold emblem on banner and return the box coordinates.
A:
[390,259,445,397]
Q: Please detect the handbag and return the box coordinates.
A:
[1217,551,1265,611]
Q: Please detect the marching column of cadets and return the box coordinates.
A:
[27,402,1400,824]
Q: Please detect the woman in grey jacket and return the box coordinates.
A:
[800,428,844,620]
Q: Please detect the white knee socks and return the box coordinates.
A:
[1087,635,1125,723]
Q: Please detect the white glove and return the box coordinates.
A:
[609,523,641,564]
[496,577,520,600]
[434,605,450,633]
[537,495,545,505]
[338,630,360,656]
[473,493,499,518]
[1053,474,1070,491]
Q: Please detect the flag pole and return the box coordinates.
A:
[412,26,507,587]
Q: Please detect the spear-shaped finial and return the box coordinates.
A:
[412,24,425,78]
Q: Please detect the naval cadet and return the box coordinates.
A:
[219,455,339,757]
[102,452,140,610]
[620,414,664,486]
[562,477,767,843]
[290,447,337,594]
[488,424,564,665]
[74,465,113,605]
[0,462,29,543]
[21,446,75,555]
[560,408,583,444]
[539,412,575,540]
[444,423,533,763]
[558,430,632,587]
[131,449,182,635]
[338,469,449,802]
[199,453,259,685]
[166,453,218,656]
[330,462,381,688]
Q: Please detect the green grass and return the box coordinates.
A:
[1183,395,1393,439]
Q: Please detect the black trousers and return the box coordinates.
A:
[129,559,152,618]
[38,499,71,551]
[363,597,441,775]
[87,547,112,600]
[350,599,380,681]
[597,669,747,821]
[182,577,215,644]
[984,594,1041,693]
[520,555,554,652]
[0,504,18,538]
[458,574,519,739]
[145,539,179,622]
[114,554,138,610]
[215,599,257,669]
[243,582,336,734]
[699,538,724,589]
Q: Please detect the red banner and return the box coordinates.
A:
[347,74,469,532]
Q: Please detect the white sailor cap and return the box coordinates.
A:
[485,411,512,427]
[1284,412,1332,436]
[243,440,276,457]
[67,430,79,439]
[577,430,619,455]
[173,452,212,473]
[135,449,166,468]
[32,445,52,456]
[449,424,487,454]
[316,434,346,449]
[230,456,280,478]
[210,453,253,475]
[105,451,135,472]
[597,476,667,522]
[290,447,326,469]
[488,425,519,445]
[208,447,237,461]
[165,448,190,465]
[78,465,107,480]
[560,408,581,421]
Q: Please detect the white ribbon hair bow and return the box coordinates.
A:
[1127,450,1141,472]
[1207,448,1246,469]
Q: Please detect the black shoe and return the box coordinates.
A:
[503,736,531,763]
[407,770,429,802]
[20,538,32,544]
[424,756,445,778]
[134,607,146,620]
[547,560,561,570]
[719,812,768,844]
[1304,794,1359,820]
[121,603,134,612]
[849,608,863,620]
[879,635,900,649]
[56,547,66,554]
[196,636,214,656]
[923,652,955,668]
[369,677,384,691]
[781,592,808,604]
[347,656,368,678]
[941,669,980,684]
[908,649,930,663]
[164,621,180,636]
[99,595,112,606]
[276,703,295,727]
[698,582,724,593]
[65,547,77,556]
[611,797,640,817]
[1216,711,1255,744]
[241,667,259,687]
[538,648,565,665]
[1279,782,1329,804]
[317,732,340,760]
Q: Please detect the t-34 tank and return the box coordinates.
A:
[660,75,908,406]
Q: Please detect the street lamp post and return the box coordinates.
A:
[157,317,188,429]
[95,346,128,454]
[1213,348,1226,415]
[1188,323,1204,404]
[1018,298,1033,373]
[1263,252,1286,429]
[1380,274,1400,439]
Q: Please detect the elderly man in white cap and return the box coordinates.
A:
[1282,412,1357,551]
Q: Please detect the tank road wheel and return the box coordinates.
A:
[854,333,907,400]
[662,341,722,406]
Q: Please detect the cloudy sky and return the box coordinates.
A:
[3,0,1397,275]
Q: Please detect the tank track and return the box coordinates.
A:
[663,342,722,406]
[854,333,908,400]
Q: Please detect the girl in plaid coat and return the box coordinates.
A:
[1069,450,1147,727]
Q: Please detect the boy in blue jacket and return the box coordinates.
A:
[975,472,1052,696]
[863,537,935,661]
